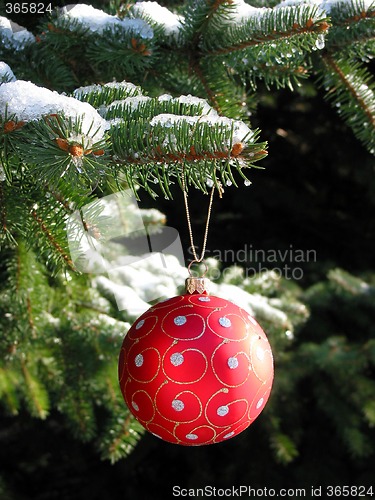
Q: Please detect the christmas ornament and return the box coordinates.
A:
[118,283,273,445]
[118,175,274,445]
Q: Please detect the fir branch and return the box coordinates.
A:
[99,413,144,462]
[59,390,97,442]
[73,81,143,107]
[20,359,49,419]
[26,296,37,339]
[9,241,54,340]
[47,188,75,215]
[0,368,19,416]
[108,414,132,457]
[30,209,75,271]
[0,183,8,237]
[335,7,375,26]
[252,62,310,90]
[202,5,330,55]
[113,142,250,164]
[327,0,375,24]
[207,21,328,55]
[12,119,107,191]
[109,116,267,196]
[181,0,236,47]
[86,27,156,79]
[325,6,375,55]
[320,53,375,151]
[270,431,299,464]
[189,58,223,113]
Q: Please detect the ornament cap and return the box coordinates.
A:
[185,276,210,295]
[186,260,210,294]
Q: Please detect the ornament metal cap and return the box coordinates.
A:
[185,260,210,295]
[185,276,210,294]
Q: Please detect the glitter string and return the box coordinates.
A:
[181,169,216,265]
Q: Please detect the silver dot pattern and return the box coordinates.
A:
[227,357,239,369]
[186,433,198,440]
[217,405,229,417]
[134,354,144,367]
[136,319,145,330]
[172,399,185,411]
[219,317,231,328]
[174,315,187,326]
[132,401,139,411]
[170,352,184,366]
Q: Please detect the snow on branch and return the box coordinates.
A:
[0,80,107,140]
[0,17,35,50]
[0,78,267,196]
[130,1,184,40]
[0,61,16,83]
[59,3,153,39]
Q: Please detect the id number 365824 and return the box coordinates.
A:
[5,3,53,14]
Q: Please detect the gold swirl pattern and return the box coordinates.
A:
[174,424,217,445]
[118,346,127,384]
[207,309,249,341]
[187,294,229,309]
[249,336,274,383]
[205,389,249,428]
[146,422,176,442]
[126,344,161,383]
[118,293,274,446]
[148,295,185,310]
[211,341,251,387]
[130,389,155,423]
[127,314,159,340]
[162,307,206,341]
[162,345,208,384]
[240,309,268,341]
[248,382,273,421]
[214,420,252,443]
[155,385,203,424]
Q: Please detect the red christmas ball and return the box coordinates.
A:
[118,293,274,445]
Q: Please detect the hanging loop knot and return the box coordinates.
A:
[186,260,210,295]
[187,259,208,278]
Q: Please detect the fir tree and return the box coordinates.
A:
[0,0,374,498]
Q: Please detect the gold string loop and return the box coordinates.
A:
[181,169,215,264]
[187,259,208,278]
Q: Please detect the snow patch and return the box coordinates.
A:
[150,113,197,128]
[0,80,108,139]
[0,165,5,182]
[225,0,270,24]
[104,95,152,115]
[0,16,35,50]
[73,81,142,102]
[276,0,374,13]
[157,94,217,116]
[60,3,154,38]
[0,61,16,82]
[150,113,253,145]
[131,1,184,38]
[95,277,151,318]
